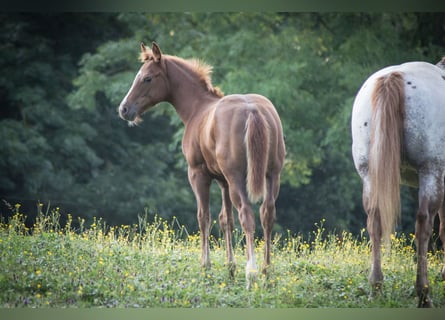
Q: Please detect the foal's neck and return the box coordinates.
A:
[166,58,220,125]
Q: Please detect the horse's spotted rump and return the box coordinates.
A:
[351,60,445,307]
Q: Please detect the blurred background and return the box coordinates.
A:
[1,13,444,237]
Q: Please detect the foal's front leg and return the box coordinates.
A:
[188,166,212,269]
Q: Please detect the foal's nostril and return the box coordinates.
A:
[120,106,128,115]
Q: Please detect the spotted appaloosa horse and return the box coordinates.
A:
[351,58,445,307]
[118,42,285,288]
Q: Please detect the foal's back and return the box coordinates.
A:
[200,93,284,178]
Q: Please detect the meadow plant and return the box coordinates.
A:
[0,204,443,307]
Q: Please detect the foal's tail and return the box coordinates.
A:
[245,110,270,203]
[369,71,405,241]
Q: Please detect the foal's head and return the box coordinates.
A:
[119,42,168,125]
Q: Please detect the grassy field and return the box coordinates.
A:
[0,204,444,308]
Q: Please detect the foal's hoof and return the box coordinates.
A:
[368,282,383,300]
[227,262,236,278]
[261,263,273,279]
[245,268,258,290]
[201,261,211,271]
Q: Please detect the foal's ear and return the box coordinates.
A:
[152,42,162,62]
[140,42,147,53]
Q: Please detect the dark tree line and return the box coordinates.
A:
[1,13,445,237]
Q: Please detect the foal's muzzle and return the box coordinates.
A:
[118,104,135,121]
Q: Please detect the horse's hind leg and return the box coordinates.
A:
[217,180,236,277]
[367,210,383,296]
[415,170,444,307]
[260,173,280,276]
[440,205,445,280]
[362,179,384,296]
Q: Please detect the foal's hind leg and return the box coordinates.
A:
[415,170,444,307]
[260,174,280,276]
[216,180,236,277]
[227,178,258,289]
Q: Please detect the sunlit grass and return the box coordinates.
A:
[0,204,444,307]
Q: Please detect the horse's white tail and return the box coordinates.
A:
[369,71,405,241]
[244,110,270,203]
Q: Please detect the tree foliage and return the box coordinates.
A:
[1,13,444,235]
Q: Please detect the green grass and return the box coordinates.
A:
[0,204,444,308]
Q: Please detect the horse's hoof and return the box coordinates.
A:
[418,297,433,308]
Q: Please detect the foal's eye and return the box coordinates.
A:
[143,76,152,83]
